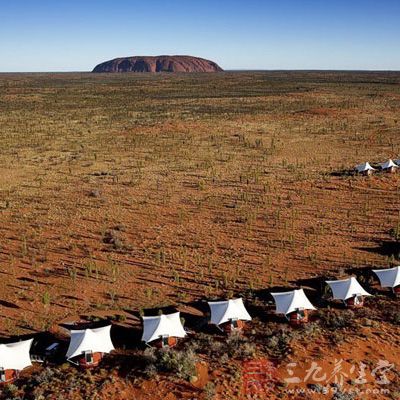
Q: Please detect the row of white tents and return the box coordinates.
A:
[1,266,399,382]
[355,159,400,174]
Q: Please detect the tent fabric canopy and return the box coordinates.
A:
[270,289,316,315]
[373,266,400,288]
[381,159,398,169]
[0,339,33,371]
[325,277,372,300]
[141,312,186,343]
[208,298,252,325]
[66,325,114,359]
[355,162,374,172]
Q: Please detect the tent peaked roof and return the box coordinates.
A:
[355,162,374,172]
[141,312,186,343]
[208,298,252,325]
[270,289,316,315]
[373,266,400,288]
[381,159,398,169]
[325,277,372,300]
[66,325,114,359]
[0,339,33,371]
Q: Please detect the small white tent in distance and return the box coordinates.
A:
[373,266,400,294]
[0,339,33,383]
[66,325,114,368]
[326,277,372,308]
[270,289,316,325]
[381,159,398,173]
[208,298,251,334]
[355,162,375,176]
[142,312,186,348]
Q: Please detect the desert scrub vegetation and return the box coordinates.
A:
[261,329,293,359]
[1,365,113,400]
[0,70,400,337]
[142,347,197,381]
[188,332,256,363]
[318,309,356,329]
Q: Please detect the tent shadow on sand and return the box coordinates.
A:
[31,331,69,362]
[0,299,20,309]
[109,323,141,351]
[329,169,354,177]
[97,310,143,350]
[294,275,337,307]
[179,299,211,333]
[356,239,400,260]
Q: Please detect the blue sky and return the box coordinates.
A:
[0,0,399,71]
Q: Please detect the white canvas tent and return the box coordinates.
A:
[381,159,398,170]
[66,325,114,360]
[373,266,400,288]
[208,298,252,326]
[141,312,186,344]
[0,339,33,371]
[355,162,375,173]
[325,277,371,300]
[270,289,316,315]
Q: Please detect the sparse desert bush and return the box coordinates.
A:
[389,224,400,242]
[318,309,355,329]
[143,363,158,379]
[1,383,19,397]
[225,332,257,359]
[41,290,51,306]
[1,71,400,398]
[103,230,125,249]
[110,313,126,322]
[203,382,216,400]
[190,332,256,361]
[190,332,224,356]
[300,321,322,338]
[332,388,356,400]
[329,330,346,345]
[386,310,400,325]
[13,366,111,400]
[263,330,293,359]
[88,189,101,198]
[143,347,197,381]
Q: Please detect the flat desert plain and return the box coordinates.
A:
[0,71,399,399]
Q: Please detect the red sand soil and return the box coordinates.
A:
[0,72,399,399]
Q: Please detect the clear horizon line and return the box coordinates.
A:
[0,68,400,74]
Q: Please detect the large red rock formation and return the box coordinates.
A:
[92,55,223,73]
